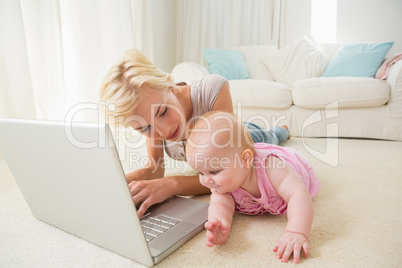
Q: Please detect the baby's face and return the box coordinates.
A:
[187,145,249,194]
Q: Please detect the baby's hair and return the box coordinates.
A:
[99,49,174,124]
[188,111,254,153]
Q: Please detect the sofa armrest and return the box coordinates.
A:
[171,62,210,85]
[386,61,402,107]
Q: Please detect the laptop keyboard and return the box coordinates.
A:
[141,214,181,242]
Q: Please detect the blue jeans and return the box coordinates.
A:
[244,122,289,145]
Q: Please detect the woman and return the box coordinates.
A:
[100,49,289,217]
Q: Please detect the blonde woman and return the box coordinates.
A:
[100,49,289,218]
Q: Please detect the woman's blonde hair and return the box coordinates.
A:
[99,49,174,124]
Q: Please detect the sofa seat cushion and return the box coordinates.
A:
[229,79,292,109]
[291,77,390,109]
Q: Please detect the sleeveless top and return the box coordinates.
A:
[164,74,228,161]
[230,143,321,215]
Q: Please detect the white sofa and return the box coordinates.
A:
[171,38,402,141]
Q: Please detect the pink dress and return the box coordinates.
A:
[230,143,320,215]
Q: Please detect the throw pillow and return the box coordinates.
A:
[262,36,330,86]
[229,46,276,80]
[322,42,394,77]
[202,48,249,80]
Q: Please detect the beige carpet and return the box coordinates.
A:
[1,137,402,267]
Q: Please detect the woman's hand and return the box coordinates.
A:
[128,174,210,218]
[273,231,309,263]
[128,177,175,218]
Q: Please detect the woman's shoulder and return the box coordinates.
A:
[204,74,227,85]
[192,74,228,96]
[190,74,230,117]
[193,74,227,87]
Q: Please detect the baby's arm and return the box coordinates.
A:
[266,155,313,263]
[205,190,235,247]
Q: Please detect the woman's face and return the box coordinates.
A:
[127,89,187,141]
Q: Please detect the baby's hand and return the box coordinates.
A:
[204,217,230,247]
[273,231,309,263]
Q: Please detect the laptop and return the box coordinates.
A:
[0,118,208,267]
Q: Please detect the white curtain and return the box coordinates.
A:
[176,0,282,64]
[0,0,282,121]
[0,0,153,122]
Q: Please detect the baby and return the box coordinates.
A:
[185,111,320,263]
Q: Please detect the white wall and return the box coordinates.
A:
[284,0,402,55]
[336,0,402,55]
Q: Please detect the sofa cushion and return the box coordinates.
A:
[291,77,390,109]
[263,36,330,86]
[229,79,292,109]
[201,48,249,80]
[229,46,276,80]
[322,42,394,78]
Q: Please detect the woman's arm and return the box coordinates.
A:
[126,138,165,183]
[126,137,210,217]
